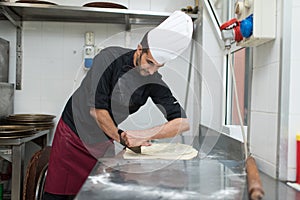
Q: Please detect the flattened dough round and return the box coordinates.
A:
[123,143,198,160]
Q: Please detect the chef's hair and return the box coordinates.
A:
[140,31,150,54]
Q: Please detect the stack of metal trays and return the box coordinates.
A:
[5,114,56,131]
[0,125,36,138]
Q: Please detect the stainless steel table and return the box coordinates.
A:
[75,133,248,200]
[0,130,50,200]
[75,154,247,200]
[74,127,300,200]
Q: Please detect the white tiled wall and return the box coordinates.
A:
[249,0,282,179]
[47,0,194,12]
[129,0,150,11]
[0,0,196,135]
[250,0,300,181]
[286,1,300,181]
[251,62,279,113]
[250,112,278,177]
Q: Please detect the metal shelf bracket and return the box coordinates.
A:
[16,26,22,90]
[125,14,131,31]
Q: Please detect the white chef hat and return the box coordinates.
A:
[141,11,193,64]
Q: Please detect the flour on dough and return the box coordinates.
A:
[123,143,198,160]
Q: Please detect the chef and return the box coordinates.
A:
[43,11,193,200]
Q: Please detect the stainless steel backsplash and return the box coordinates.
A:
[0,38,9,83]
[0,83,14,121]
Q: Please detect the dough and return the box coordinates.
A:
[123,143,198,160]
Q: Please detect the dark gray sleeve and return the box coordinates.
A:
[150,80,187,121]
[87,49,115,110]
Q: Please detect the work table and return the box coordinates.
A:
[74,126,300,200]
[76,158,247,200]
[75,132,248,200]
[0,129,50,200]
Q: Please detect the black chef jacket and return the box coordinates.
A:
[61,46,186,144]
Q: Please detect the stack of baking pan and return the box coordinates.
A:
[0,125,36,138]
[5,114,56,131]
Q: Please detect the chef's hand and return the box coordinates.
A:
[120,131,151,147]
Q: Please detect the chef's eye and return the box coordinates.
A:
[147,59,154,66]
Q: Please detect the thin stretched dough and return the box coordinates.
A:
[123,143,198,160]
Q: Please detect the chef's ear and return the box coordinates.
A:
[137,44,143,56]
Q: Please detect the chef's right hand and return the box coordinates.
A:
[120,131,151,147]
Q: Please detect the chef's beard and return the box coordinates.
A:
[135,54,150,76]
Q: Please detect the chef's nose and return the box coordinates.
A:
[149,66,159,75]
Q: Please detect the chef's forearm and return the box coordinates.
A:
[90,108,120,142]
[131,118,190,140]
[150,118,190,139]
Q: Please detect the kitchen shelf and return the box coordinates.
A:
[0,2,198,27]
[0,2,198,90]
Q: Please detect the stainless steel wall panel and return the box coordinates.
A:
[0,38,9,82]
[0,83,14,120]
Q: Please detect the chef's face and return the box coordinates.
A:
[135,45,164,76]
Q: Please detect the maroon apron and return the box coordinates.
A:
[44,119,114,195]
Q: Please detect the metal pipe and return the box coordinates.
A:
[182,21,197,145]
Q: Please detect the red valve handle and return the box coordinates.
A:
[220,18,239,30]
[220,18,243,42]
